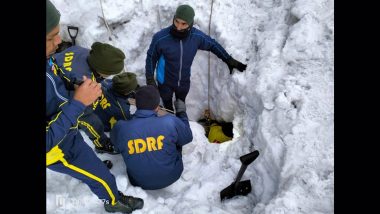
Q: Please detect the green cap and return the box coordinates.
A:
[175,5,195,25]
[87,42,126,75]
[112,72,138,95]
[46,0,61,34]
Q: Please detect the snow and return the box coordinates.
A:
[47,0,334,213]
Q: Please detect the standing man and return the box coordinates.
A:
[145,4,247,111]
[46,1,143,213]
[111,85,193,190]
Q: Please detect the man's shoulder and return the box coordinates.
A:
[191,27,205,35]
[54,45,90,65]
[55,45,90,57]
[153,26,172,40]
[159,114,184,124]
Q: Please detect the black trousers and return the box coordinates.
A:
[158,83,190,112]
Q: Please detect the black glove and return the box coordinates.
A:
[174,99,186,114]
[146,76,158,88]
[103,160,113,169]
[225,57,247,74]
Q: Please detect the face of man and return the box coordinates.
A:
[46,25,62,59]
[174,18,189,31]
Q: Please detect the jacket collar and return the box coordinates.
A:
[134,109,158,118]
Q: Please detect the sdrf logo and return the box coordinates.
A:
[128,135,165,154]
[63,52,74,71]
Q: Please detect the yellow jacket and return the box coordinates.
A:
[208,123,232,143]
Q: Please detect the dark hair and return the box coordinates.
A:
[221,122,233,138]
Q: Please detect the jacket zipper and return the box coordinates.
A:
[178,40,183,87]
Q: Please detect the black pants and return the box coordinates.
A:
[158,83,190,112]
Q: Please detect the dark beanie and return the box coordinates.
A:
[112,72,138,95]
[175,5,195,25]
[46,0,60,35]
[135,85,160,110]
[87,42,125,75]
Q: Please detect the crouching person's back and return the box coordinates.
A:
[111,85,193,189]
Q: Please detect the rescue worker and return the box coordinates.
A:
[53,41,126,154]
[94,72,139,131]
[111,85,193,190]
[46,1,143,212]
[145,4,247,112]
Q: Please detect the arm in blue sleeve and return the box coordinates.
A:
[175,112,193,146]
[194,30,232,62]
[46,99,86,152]
[145,34,161,81]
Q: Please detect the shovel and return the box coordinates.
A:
[67,26,79,46]
[220,150,259,201]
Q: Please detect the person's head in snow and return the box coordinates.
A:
[111,85,193,190]
[46,0,144,213]
[145,4,248,113]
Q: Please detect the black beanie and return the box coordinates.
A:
[46,0,60,34]
[87,42,125,75]
[135,85,160,110]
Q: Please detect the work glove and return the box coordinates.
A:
[225,57,247,74]
[146,76,158,88]
[174,99,186,114]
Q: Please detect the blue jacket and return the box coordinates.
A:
[53,45,93,84]
[46,57,86,161]
[111,110,193,190]
[146,26,231,87]
[94,79,132,131]
[54,45,102,112]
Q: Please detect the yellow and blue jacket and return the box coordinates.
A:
[46,58,86,165]
[53,45,93,84]
[94,79,133,131]
[111,110,193,190]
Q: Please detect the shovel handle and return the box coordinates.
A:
[233,150,260,185]
[67,26,79,45]
[240,150,259,165]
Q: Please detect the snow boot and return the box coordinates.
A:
[95,138,120,155]
[104,191,144,213]
[103,160,113,169]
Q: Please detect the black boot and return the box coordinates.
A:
[95,138,120,155]
[104,191,144,213]
[103,160,113,169]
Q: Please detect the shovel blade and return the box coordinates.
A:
[220,180,252,201]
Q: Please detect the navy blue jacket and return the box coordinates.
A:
[54,46,103,113]
[111,110,193,190]
[54,45,93,84]
[94,79,132,131]
[46,57,86,160]
[146,26,231,87]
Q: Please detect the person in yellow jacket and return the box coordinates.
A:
[207,121,234,144]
